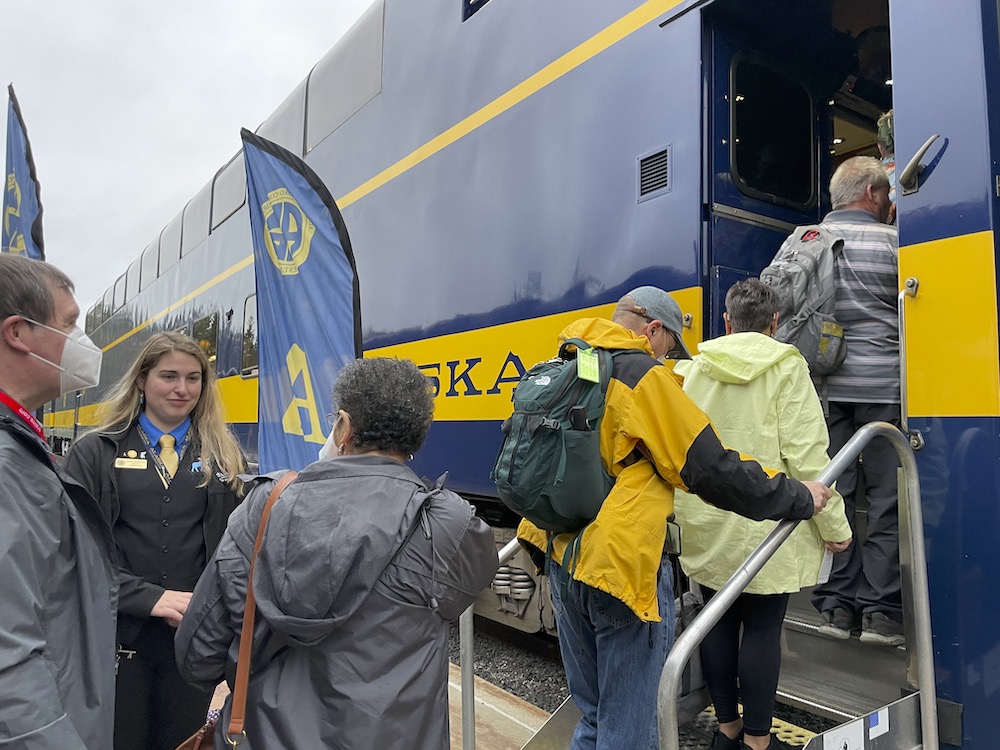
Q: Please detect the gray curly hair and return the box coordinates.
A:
[332,357,435,456]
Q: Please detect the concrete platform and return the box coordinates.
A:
[448,664,551,749]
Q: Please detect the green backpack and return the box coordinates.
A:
[491,338,624,534]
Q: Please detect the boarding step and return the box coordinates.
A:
[779,594,909,722]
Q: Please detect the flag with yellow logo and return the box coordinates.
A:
[242,128,361,471]
[3,85,44,260]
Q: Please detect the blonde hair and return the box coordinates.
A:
[95,332,245,491]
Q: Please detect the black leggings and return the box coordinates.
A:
[699,586,789,737]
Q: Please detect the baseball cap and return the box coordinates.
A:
[627,286,692,359]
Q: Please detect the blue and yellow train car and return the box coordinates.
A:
[52,0,1000,746]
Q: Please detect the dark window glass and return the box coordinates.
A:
[241,295,258,377]
[463,0,491,21]
[731,59,814,207]
[192,313,219,370]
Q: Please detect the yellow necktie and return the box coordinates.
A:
[159,434,178,478]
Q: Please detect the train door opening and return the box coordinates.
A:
[699,0,909,722]
[703,0,892,339]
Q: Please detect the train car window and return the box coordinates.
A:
[212,153,247,230]
[125,260,141,302]
[139,240,159,292]
[159,212,183,269]
[241,295,258,378]
[102,288,115,322]
[182,181,212,253]
[463,0,491,20]
[113,273,126,311]
[305,0,383,154]
[192,313,219,369]
[731,58,814,208]
[257,81,306,157]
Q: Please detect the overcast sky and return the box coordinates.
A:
[1,1,372,311]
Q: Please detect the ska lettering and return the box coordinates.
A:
[418,352,527,398]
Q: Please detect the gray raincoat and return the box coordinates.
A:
[175,455,498,749]
[0,407,118,749]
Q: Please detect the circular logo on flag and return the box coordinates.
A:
[261,188,315,275]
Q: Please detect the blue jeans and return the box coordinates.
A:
[549,560,676,750]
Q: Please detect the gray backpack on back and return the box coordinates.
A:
[760,224,847,375]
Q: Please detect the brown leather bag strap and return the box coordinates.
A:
[224,470,298,748]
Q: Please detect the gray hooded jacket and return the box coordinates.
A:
[175,455,498,749]
[0,407,118,749]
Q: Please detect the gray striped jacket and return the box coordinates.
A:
[816,208,899,403]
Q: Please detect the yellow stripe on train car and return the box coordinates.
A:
[367,287,702,422]
[899,230,1000,417]
[52,288,702,430]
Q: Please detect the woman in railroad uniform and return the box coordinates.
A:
[64,331,246,750]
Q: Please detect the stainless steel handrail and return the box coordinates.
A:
[459,537,521,750]
[656,422,937,750]
[898,278,924,449]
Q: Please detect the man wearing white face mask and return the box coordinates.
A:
[0,253,117,750]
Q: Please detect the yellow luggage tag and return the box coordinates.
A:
[577,347,600,383]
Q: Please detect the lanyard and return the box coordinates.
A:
[0,390,46,442]
[135,422,187,490]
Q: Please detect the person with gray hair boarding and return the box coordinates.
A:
[778,156,903,646]
[673,278,852,750]
[517,286,833,750]
[0,253,117,749]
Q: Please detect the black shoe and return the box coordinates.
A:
[712,730,742,750]
[859,612,905,647]
[817,607,854,640]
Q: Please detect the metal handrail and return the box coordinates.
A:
[657,422,937,750]
[459,537,521,750]
[898,279,924,449]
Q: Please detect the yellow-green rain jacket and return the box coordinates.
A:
[517,318,815,623]
[673,332,851,594]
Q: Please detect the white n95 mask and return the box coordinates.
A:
[23,318,103,394]
[318,429,338,461]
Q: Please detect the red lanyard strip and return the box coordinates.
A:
[0,391,46,442]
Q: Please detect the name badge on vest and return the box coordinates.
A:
[115,457,149,470]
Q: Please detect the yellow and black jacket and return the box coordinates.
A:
[517,317,814,623]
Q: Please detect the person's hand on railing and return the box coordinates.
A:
[824,537,852,554]
[802,480,833,516]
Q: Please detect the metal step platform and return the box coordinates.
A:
[778,592,910,722]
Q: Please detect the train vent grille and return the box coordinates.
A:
[638,147,671,199]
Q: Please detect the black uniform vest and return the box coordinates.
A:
[113,425,207,591]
